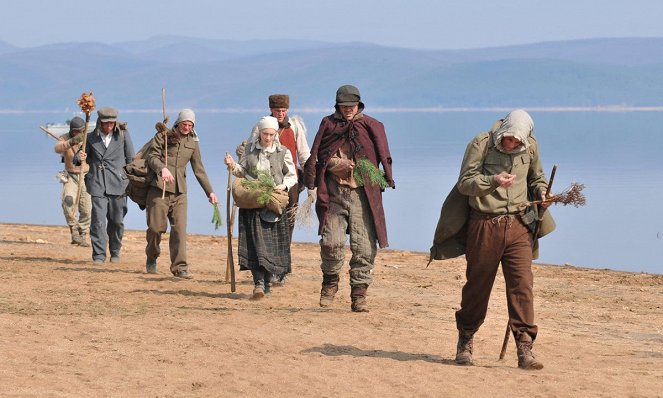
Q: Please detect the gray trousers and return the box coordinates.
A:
[320,178,377,286]
[90,194,127,261]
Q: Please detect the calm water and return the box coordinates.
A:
[1,110,661,274]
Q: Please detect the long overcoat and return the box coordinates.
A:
[304,111,394,248]
[83,125,135,197]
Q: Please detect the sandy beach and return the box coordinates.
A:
[0,222,661,397]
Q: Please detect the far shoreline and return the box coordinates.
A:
[2,221,660,277]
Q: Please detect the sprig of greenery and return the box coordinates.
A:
[241,169,275,206]
[211,203,223,230]
[354,157,389,189]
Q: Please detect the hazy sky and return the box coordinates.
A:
[3,0,663,49]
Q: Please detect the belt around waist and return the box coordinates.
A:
[469,210,525,220]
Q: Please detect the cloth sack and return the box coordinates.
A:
[232,177,290,215]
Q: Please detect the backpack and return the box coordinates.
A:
[124,140,154,210]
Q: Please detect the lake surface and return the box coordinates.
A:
[1,110,661,274]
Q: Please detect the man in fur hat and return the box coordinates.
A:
[54,116,92,247]
[75,107,135,264]
[304,85,395,312]
[144,109,218,278]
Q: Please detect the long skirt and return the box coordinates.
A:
[237,208,291,276]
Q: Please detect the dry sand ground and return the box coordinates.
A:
[0,222,661,397]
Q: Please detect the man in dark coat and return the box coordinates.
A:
[303,85,394,312]
[76,107,135,264]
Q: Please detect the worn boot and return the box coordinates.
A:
[319,273,339,308]
[76,231,90,247]
[69,226,80,245]
[455,330,475,366]
[517,334,544,370]
[350,284,369,313]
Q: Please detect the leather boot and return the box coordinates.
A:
[455,330,475,366]
[319,273,339,308]
[350,284,369,312]
[517,334,544,370]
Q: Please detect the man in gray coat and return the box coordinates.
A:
[76,107,135,263]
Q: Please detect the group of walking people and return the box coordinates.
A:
[55,84,551,370]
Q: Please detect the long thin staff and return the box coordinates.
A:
[72,93,95,218]
[161,88,168,199]
[225,153,236,292]
[499,164,557,360]
[39,126,60,140]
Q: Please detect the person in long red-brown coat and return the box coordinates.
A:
[303,84,395,312]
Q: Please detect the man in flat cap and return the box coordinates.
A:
[76,106,135,264]
[240,93,312,286]
[54,116,92,247]
[304,85,395,312]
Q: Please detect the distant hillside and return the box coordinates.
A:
[1,36,662,110]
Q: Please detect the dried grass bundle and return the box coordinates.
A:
[292,194,316,228]
[524,182,587,208]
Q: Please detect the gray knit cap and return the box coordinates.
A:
[69,116,85,132]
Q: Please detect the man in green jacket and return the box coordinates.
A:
[454,109,549,370]
[145,109,218,278]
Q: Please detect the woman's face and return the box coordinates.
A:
[260,128,277,147]
[501,136,522,151]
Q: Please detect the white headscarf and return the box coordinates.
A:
[493,109,533,154]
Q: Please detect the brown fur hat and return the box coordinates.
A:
[269,94,289,109]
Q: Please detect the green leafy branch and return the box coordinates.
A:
[241,169,275,206]
[354,157,388,189]
[211,203,223,230]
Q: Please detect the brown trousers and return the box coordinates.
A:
[145,186,188,273]
[455,212,538,341]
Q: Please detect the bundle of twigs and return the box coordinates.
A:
[521,182,587,208]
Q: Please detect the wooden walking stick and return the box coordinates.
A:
[39,126,61,140]
[71,92,95,218]
[225,153,237,292]
[161,88,169,199]
[499,164,557,360]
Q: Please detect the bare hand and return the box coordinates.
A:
[208,192,218,205]
[274,184,287,191]
[540,190,551,209]
[224,153,236,169]
[162,167,175,183]
[495,172,516,188]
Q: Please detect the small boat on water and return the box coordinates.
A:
[41,119,96,137]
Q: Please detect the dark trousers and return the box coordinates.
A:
[145,187,188,273]
[90,194,127,261]
[455,213,538,341]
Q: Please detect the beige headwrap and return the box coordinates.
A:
[493,109,533,154]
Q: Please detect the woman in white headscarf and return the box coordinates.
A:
[224,116,297,300]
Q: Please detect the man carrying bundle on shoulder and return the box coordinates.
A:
[144,109,218,278]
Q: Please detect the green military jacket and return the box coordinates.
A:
[429,121,555,262]
[146,130,214,196]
